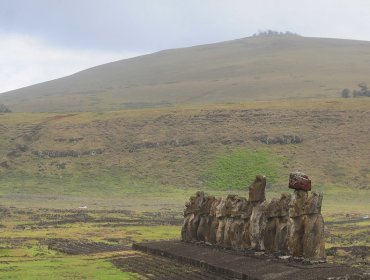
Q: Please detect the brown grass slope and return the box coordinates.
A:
[1,36,370,112]
[1,99,369,193]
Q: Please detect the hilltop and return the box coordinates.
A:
[1,35,370,112]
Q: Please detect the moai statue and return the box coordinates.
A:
[264,193,291,254]
[240,200,254,249]
[223,195,238,248]
[230,196,248,249]
[215,198,227,246]
[197,195,216,242]
[208,198,221,244]
[302,191,325,259]
[288,172,326,260]
[181,191,205,242]
[182,195,196,241]
[248,175,268,250]
[249,175,266,204]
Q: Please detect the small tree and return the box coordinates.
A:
[0,104,11,113]
[252,30,301,37]
[341,88,350,98]
[358,82,368,91]
[353,83,370,97]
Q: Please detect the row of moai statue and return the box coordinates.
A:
[181,172,326,260]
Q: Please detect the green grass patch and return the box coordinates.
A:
[315,184,370,214]
[203,148,283,190]
[0,255,137,280]
[123,225,181,242]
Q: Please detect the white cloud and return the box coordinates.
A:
[0,33,142,93]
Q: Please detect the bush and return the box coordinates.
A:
[340,83,370,98]
[252,30,301,37]
[0,104,11,113]
[341,89,350,98]
[353,83,370,97]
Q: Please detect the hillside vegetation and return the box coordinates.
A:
[1,99,369,200]
[1,36,370,112]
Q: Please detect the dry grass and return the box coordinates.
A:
[1,98,369,192]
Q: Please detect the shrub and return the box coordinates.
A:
[0,104,11,113]
[341,89,350,98]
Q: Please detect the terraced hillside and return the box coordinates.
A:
[0,99,369,199]
[1,36,370,112]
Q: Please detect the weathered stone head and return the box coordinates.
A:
[184,191,205,216]
[248,175,266,203]
[278,192,292,216]
[215,198,227,218]
[289,172,311,191]
[225,194,238,216]
[184,195,196,216]
[289,189,308,217]
[266,193,292,218]
[199,195,216,215]
[304,191,323,215]
[231,196,247,218]
[236,197,252,219]
[209,198,221,217]
[194,191,205,208]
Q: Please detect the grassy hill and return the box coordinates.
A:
[1,35,370,112]
[1,99,369,200]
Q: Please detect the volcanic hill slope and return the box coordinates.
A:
[1,99,369,200]
[1,35,370,112]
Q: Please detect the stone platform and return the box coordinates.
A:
[133,241,364,280]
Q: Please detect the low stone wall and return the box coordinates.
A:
[181,172,326,260]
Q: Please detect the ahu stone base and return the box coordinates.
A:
[133,241,365,280]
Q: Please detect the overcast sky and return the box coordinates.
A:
[1,0,370,93]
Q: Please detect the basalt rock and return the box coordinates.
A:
[0,160,10,168]
[253,134,303,145]
[32,149,103,158]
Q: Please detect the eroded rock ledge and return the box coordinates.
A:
[32,149,103,158]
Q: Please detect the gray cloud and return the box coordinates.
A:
[2,0,370,52]
[1,0,370,92]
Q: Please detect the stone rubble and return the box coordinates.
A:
[181,172,326,260]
